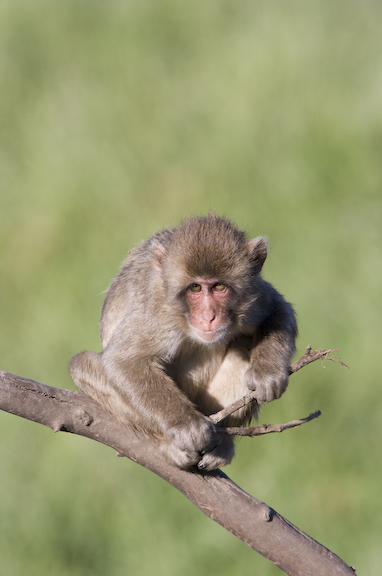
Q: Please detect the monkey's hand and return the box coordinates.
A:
[245,364,289,404]
[162,413,215,469]
[162,414,233,470]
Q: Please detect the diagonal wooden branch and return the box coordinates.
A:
[210,346,348,426]
[0,369,355,576]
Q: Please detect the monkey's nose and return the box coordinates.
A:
[199,318,215,330]
[200,310,218,331]
[201,307,216,323]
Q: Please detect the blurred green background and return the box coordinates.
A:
[0,0,381,574]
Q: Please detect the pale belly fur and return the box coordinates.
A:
[167,341,254,425]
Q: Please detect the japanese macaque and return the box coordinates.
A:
[69,214,297,470]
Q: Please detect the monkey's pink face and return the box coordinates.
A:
[186,279,231,343]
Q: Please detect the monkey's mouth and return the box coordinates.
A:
[191,326,227,343]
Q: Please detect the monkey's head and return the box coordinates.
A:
[151,214,268,344]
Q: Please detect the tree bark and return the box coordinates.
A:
[0,370,356,576]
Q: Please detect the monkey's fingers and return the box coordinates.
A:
[197,434,235,470]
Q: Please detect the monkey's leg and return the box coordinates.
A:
[69,351,136,422]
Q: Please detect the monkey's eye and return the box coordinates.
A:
[189,283,202,293]
[213,283,226,292]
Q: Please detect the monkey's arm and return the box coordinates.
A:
[70,348,226,470]
[245,283,297,403]
[105,352,237,470]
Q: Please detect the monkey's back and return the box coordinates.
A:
[99,228,176,350]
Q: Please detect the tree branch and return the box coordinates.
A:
[0,369,355,576]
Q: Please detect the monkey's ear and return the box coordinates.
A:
[248,237,268,274]
[150,242,167,273]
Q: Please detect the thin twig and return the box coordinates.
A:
[289,344,349,374]
[209,392,255,425]
[219,410,321,436]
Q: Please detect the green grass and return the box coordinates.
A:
[1,0,381,574]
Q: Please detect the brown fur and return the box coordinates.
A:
[69,214,297,470]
